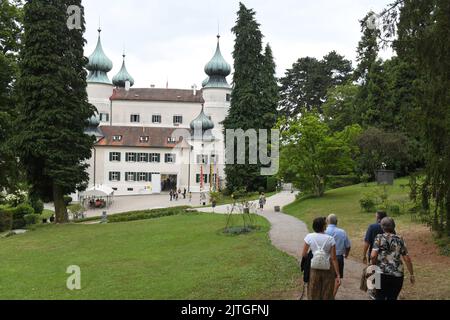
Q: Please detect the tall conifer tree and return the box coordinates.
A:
[16,0,95,222]
[223,3,278,192]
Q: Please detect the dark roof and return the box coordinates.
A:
[110,88,204,103]
[96,126,185,148]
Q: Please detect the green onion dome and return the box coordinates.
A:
[190,105,214,132]
[203,35,231,88]
[202,77,210,88]
[86,29,113,84]
[112,54,135,88]
[88,115,100,128]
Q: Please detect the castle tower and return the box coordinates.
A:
[201,34,232,189]
[112,53,135,88]
[86,28,114,125]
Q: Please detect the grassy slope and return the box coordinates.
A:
[284,178,450,300]
[0,214,300,300]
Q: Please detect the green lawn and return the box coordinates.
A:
[283,178,450,300]
[0,213,300,300]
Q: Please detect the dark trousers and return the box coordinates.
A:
[375,274,404,300]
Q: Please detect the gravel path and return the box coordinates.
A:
[202,191,368,300]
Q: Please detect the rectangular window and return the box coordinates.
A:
[150,153,161,163]
[109,172,121,182]
[196,174,209,184]
[138,153,149,162]
[109,152,121,162]
[165,154,176,163]
[126,153,137,162]
[197,155,208,164]
[152,115,162,124]
[125,172,137,182]
[130,114,140,123]
[99,113,110,122]
[173,115,183,125]
[112,135,122,142]
[138,172,148,182]
[139,136,150,143]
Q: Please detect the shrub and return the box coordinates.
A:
[30,198,44,214]
[68,204,85,220]
[388,203,401,216]
[327,175,360,189]
[360,194,376,213]
[63,196,73,206]
[266,176,278,192]
[76,206,194,224]
[24,214,41,226]
[12,204,34,229]
[361,173,371,187]
[0,206,14,232]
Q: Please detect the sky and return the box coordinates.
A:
[82,0,394,89]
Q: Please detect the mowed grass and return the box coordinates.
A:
[0,213,300,300]
[284,178,450,300]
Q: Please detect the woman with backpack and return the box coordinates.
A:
[301,217,341,300]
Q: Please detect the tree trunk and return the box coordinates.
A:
[53,184,68,223]
[446,190,450,237]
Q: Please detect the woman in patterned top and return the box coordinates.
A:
[370,217,415,300]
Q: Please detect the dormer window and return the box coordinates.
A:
[112,135,122,142]
[167,137,177,144]
[140,136,150,143]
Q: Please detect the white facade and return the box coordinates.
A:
[84,84,231,197]
[80,32,232,197]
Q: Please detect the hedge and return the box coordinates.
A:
[0,206,14,232]
[75,206,194,224]
[12,204,34,229]
[24,214,41,226]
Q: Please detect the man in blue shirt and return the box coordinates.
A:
[363,211,388,264]
[326,214,351,297]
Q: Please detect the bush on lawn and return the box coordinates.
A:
[12,204,34,229]
[360,193,377,213]
[388,203,401,216]
[24,214,41,226]
[30,198,44,214]
[327,175,360,189]
[0,206,14,232]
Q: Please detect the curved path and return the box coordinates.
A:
[202,191,367,300]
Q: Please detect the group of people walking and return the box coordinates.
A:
[301,210,415,300]
[169,188,188,201]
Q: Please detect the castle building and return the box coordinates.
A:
[83,29,232,196]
